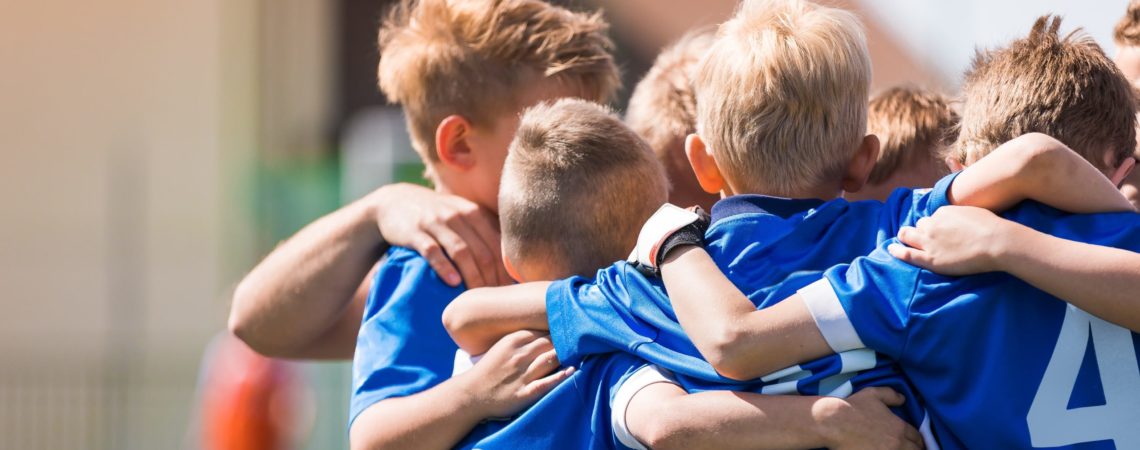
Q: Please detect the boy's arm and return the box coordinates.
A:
[350,330,572,450]
[948,133,1134,213]
[626,384,923,450]
[891,205,1140,332]
[659,247,833,380]
[229,183,508,359]
[442,282,552,355]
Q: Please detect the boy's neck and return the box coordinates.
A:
[722,182,842,202]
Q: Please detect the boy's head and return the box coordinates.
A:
[625,28,719,211]
[378,0,620,212]
[845,86,958,202]
[499,99,668,282]
[954,16,1137,184]
[1114,0,1140,82]
[686,0,879,199]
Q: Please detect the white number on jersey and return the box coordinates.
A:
[1027,306,1140,448]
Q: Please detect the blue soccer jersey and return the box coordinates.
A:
[544,174,961,437]
[802,204,1140,449]
[351,247,651,449]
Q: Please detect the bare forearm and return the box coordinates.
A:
[636,389,847,450]
[230,194,384,358]
[1000,226,1140,332]
[950,133,1133,213]
[350,376,485,450]
[443,283,551,355]
[661,247,830,380]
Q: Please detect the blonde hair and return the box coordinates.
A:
[1116,0,1140,46]
[694,0,871,196]
[866,86,957,184]
[378,0,620,162]
[626,28,715,161]
[500,99,668,277]
[955,16,1137,170]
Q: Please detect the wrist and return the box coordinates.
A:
[448,371,497,420]
[812,396,855,448]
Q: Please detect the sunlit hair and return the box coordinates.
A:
[955,16,1137,170]
[866,86,957,184]
[378,0,620,162]
[694,0,871,196]
[500,99,668,278]
[626,28,715,163]
[1115,0,1140,46]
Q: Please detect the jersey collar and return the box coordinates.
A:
[710,195,827,223]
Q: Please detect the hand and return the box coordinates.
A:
[458,330,574,419]
[1122,157,1140,210]
[888,206,1022,276]
[369,183,511,288]
[818,387,924,450]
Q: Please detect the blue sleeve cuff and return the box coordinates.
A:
[546,279,585,367]
[925,171,962,212]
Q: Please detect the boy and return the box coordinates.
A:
[844,86,956,202]
[226,0,619,361]
[453,98,914,449]
[650,16,1140,449]
[443,1,1130,447]
[625,29,720,211]
[336,1,623,448]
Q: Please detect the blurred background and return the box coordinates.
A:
[0,0,1128,448]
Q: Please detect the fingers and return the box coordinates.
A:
[458,204,510,286]
[519,366,575,400]
[867,387,906,407]
[411,234,463,287]
[903,423,925,449]
[888,243,933,269]
[896,226,926,250]
[523,349,561,381]
[425,218,488,288]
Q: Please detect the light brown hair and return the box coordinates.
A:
[378,0,620,162]
[1116,0,1140,46]
[694,0,872,196]
[955,16,1136,170]
[500,99,668,277]
[866,86,957,184]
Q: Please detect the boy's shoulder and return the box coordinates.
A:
[366,246,465,315]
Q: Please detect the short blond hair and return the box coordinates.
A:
[866,86,958,184]
[695,0,871,196]
[625,28,715,161]
[1116,0,1140,46]
[378,0,620,162]
[500,99,668,277]
[955,16,1136,170]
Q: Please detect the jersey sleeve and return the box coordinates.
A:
[545,271,660,367]
[881,171,961,230]
[349,249,464,426]
[799,246,923,359]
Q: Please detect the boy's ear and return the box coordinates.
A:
[685,133,726,195]
[944,156,966,173]
[435,115,476,170]
[841,134,880,193]
[1110,156,1138,186]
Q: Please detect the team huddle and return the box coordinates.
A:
[229,0,1140,449]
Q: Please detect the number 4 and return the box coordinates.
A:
[1027,306,1140,448]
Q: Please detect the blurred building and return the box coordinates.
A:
[0,0,1127,449]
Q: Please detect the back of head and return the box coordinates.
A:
[626,28,715,161]
[1116,0,1140,46]
[955,16,1137,170]
[500,99,668,279]
[695,0,871,196]
[378,0,620,163]
[625,28,717,208]
[866,86,958,184]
